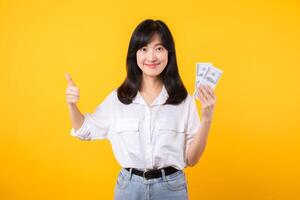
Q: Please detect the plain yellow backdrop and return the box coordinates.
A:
[1,0,300,199]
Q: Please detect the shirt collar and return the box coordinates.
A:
[132,84,168,106]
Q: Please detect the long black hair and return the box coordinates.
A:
[117,19,188,105]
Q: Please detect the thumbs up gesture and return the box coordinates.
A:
[65,73,80,105]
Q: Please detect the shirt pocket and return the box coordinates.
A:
[155,118,185,152]
[157,118,185,133]
[115,118,140,155]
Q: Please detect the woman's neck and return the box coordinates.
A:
[140,75,163,94]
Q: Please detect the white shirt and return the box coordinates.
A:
[70,85,201,170]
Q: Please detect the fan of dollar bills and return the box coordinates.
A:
[194,63,223,99]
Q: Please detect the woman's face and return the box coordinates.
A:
[136,34,168,79]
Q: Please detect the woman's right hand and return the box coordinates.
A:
[65,73,80,105]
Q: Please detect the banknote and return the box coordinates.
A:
[194,63,223,99]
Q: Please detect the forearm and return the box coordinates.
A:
[187,119,212,167]
[67,103,84,131]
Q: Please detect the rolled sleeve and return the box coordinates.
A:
[70,90,115,141]
[70,113,92,140]
[185,96,201,163]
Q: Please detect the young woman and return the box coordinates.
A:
[66,19,216,200]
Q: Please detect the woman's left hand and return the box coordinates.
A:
[197,84,216,122]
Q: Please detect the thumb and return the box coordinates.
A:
[65,73,76,86]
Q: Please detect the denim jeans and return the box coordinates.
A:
[114,168,189,200]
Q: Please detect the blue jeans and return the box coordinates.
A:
[114,168,189,200]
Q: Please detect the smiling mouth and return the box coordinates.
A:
[145,63,160,68]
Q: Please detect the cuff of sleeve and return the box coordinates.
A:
[185,128,200,166]
[185,141,192,165]
[70,114,89,137]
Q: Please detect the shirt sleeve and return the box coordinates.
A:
[70,90,115,141]
[185,95,201,163]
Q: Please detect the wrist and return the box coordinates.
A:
[201,117,212,124]
[67,103,77,109]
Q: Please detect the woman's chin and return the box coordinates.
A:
[142,71,161,79]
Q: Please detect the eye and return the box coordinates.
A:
[140,47,147,52]
[157,46,164,51]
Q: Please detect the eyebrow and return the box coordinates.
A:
[154,43,163,46]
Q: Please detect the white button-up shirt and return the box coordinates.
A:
[70,85,201,170]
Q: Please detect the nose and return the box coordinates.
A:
[147,49,157,61]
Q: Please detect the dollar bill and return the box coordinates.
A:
[194,62,223,99]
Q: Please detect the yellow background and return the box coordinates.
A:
[1,0,300,199]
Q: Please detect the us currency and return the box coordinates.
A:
[194,63,223,99]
